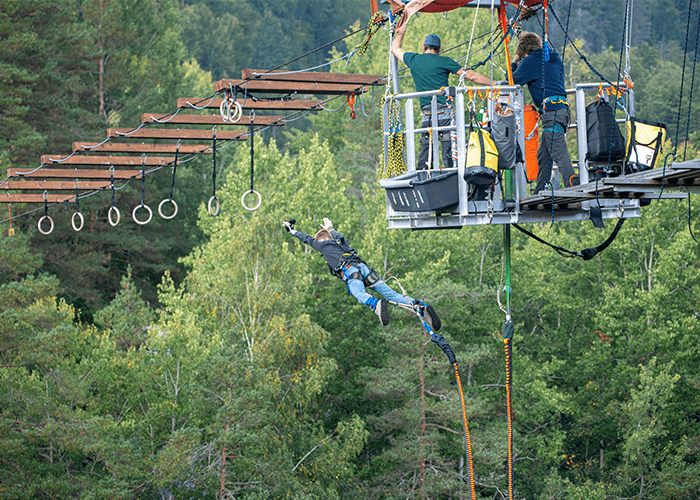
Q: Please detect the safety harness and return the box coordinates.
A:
[328,237,381,288]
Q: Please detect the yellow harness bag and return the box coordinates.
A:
[625,117,666,172]
[464,127,499,185]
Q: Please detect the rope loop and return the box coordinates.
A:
[132,203,153,225]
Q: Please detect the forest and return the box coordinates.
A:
[1,0,699,498]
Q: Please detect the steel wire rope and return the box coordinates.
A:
[682,7,700,242]
[659,0,694,199]
[250,49,359,77]
[11,120,153,198]
[250,16,386,81]
[184,93,220,110]
[114,122,148,137]
[683,9,700,162]
[598,0,630,205]
[0,175,139,226]
[459,0,482,85]
[548,9,624,94]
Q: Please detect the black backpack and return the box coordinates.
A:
[586,99,625,162]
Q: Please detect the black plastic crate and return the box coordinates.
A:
[380,169,458,212]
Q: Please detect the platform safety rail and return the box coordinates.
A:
[378,83,658,229]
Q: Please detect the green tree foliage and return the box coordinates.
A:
[3,2,700,498]
[179,0,370,80]
[1,0,216,313]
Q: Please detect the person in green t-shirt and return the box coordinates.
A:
[391,26,483,170]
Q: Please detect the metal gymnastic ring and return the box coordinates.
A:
[71,211,84,232]
[241,190,261,211]
[37,215,54,235]
[108,206,121,227]
[158,198,178,220]
[208,195,220,217]
[132,204,153,225]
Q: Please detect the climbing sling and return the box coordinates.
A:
[381,96,407,179]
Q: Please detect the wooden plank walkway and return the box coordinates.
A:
[520,161,700,210]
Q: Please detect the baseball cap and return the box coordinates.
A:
[424,34,441,47]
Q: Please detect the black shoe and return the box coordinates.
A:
[413,300,441,331]
[422,304,441,331]
[374,299,390,326]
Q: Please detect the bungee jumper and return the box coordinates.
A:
[283,217,441,329]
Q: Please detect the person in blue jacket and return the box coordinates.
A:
[468,32,578,193]
[283,217,440,329]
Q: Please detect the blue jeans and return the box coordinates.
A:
[344,263,413,306]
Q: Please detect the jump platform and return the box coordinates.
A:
[379,82,700,229]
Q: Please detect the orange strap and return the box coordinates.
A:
[500,1,515,86]
[346,93,356,119]
[7,204,14,236]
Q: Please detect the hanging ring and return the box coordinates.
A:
[230,100,242,123]
[108,206,121,226]
[132,203,153,225]
[220,97,231,122]
[71,211,84,232]
[241,190,261,211]
[37,215,54,235]
[208,195,220,216]
[158,198,179,220]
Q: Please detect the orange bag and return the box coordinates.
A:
[523,105,540,181]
